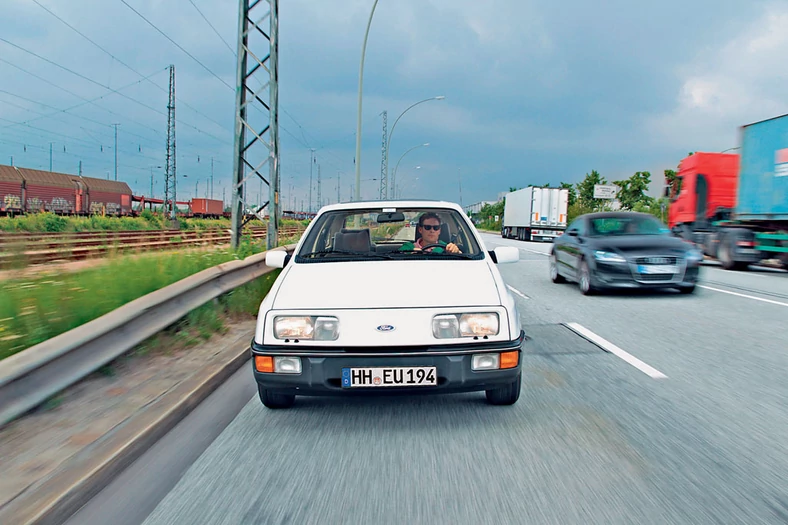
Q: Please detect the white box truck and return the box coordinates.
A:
[501,187,569,242]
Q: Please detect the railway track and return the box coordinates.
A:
[0,226,303,268]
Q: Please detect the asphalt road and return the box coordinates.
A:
[70,232,788,525]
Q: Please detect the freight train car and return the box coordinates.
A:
[81,176,132,215]
[0,165,24,213]
[0,163,134,216]
[190,198,224,217]
[17,168,83,214]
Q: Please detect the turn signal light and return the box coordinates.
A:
[500,351,519,369]
[255,356,274,373]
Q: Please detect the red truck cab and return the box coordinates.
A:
[667,152,739,232]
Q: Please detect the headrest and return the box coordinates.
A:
[333,229,371,252]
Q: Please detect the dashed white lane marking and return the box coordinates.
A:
[563,322,668,379]
[506,285,529,300]
[519,247,550,256]
[698,285,788,308]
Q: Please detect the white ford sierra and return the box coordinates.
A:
[252,200,524,409]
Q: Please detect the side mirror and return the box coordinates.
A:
[265,250,290,268]
[663,186,670,198]
[492,246,519,264]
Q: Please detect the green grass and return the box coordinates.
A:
[0,232,297,360]
[0,211,230,233]
[0,211,309,233]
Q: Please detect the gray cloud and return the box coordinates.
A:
[0,0,784,208]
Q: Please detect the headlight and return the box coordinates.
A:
[594,250,626,263]
[273,316,339,340]
[685,249,703,262]
[433,313,499,338]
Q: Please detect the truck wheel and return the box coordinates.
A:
[485,373,521,405]
[258,385,295,409]
[719,234,749,271]
[718,236,736,270]
[550,254,566,283]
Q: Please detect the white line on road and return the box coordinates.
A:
[506,285,529,299]
[563,322,668,379]
[519,247,549,256]
[698,285,788,308]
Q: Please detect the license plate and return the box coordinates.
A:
[341,367,437,388]
[637,264,676,274]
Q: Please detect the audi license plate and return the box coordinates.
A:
[638,264,676,274]
[341,367,437,388]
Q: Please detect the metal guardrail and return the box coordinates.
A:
[0,244,297,427]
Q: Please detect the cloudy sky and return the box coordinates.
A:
[1,0,787,210]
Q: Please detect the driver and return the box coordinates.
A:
[399,212,461,253]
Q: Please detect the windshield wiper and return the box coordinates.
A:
[298,250,391,259]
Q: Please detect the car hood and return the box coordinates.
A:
[589,235,691,256]
[271,259,502,309]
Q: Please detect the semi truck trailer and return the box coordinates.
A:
[501,187,569,242]
[667,113,788,270]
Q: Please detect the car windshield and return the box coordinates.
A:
[295,207,484,262]
[588,216,670,237]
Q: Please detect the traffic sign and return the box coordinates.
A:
[594,184,618,199]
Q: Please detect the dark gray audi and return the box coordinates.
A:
[549,212,703,295]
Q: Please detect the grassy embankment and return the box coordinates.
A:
[0,210,311,233]
[0,227,302,360]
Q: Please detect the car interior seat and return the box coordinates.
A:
[333,228,372,252]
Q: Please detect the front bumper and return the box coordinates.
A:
[251,330,525,396]
[592,259,700,289]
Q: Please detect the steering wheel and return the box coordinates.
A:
[420,243,444,252]
[420,243,461,253]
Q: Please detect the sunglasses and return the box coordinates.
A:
[420,224,441,231]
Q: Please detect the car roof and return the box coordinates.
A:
[317,200,465,213]
[581,211,656,220]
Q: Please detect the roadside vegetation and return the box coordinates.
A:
[0,210,310,233]
[470,167,676,231]
[0,230,300,360]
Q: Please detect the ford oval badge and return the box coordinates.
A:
[376,324,395,332]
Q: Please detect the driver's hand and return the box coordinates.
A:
[446,243,460,253]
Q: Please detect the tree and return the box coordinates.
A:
[613,171,653,210]
[664,168,680,200]
[576,170,607,210]
[559,181,577,207]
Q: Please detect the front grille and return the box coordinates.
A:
[634,256,677,265]
[637,273,676,282]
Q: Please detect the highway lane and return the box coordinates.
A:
[72,231,788,524]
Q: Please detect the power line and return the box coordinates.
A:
[0,58,166,137]
[0,88,159,146]
[0,39,231,145]
[186,0,236,56]
[32,0,233,135]
[118,0,233,91]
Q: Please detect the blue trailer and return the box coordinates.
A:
[715,114,788,269]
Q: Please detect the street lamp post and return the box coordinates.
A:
[392,143,429,197]
[354,0,380,203]
[385,96,444,196]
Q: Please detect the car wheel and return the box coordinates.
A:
[677,285,696,294]
[258,385,295,409]
[550,254,566,283]
[579,260,595,295]
[485,373,521,406]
